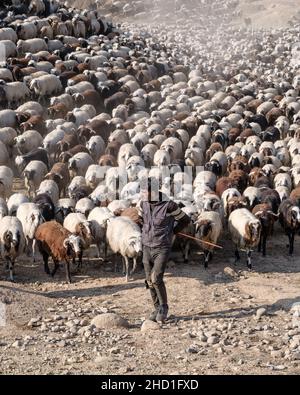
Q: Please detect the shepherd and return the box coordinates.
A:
[137,178,191,324]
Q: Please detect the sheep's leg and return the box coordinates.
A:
[32,239,37,263]
[65,260,71,284]
[258,235,262,253]
[8,258,15,282]
[204,250,211,269]
[51,259,59,277]
[184,241,190,263]
[246,250,252,270]
[262,234,267,257]
[77,251,83,271]
[42,252,50,275]
[234,248,240,262]
[130,257,137,276]
[104,240,108,261]
[123,256,129,282]
[289,232,295,255]
[97,243,101,259]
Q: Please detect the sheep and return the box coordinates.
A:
[30,74,62,99]
[16,101,44,116]
[14,130,43,154]
[68,152,94,179]
[221,188,241,218]
[16,22,37,40]
[279,199,300,255]
[50,93,74,110]
[67,176,86,199]
[42,127,65,155]
[0,27,18,42]
[160,137,183,161]
[33,193,55,222]
[243,187,262,210]
[65,81,95,95]
[1,40,17,58]
[205,151,228,176]
[63,212,93,266]
[195,211,222,268]
[55,198,75,224]
[153,149,171,167]
[117,143,139,168]
[44,162,70,197]
[0,166,13,199]
[37,180,59,205]
[86,135,106,162]
[228,208,262,269]
[0,81,30,107]
[16,202,44,261]
[75,198,95,218]
[0,216,25,281]
[85,164,105,189]
[17,38,48,54]
[106,216,142,282]
[252,203,278,256]
[88,207,114,259]
[15,148,49,172]
[274,173,292,192]
[7,193,30,216]
[0,198,8,219]
[23,160,48,198]
[35,221,84,283]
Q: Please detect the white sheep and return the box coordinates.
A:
[16,202,44,261]
[0,198,8,219]
[50,93,74,110]
[1,40,17,58]
[65,81,95,95]
[30,74,62,99]
[16,101,44,116]
[0,27,18,42]
[63,212,92,252]
[0,142,9,167]
[0,81,30,107]
[67,176,86,199]
[14,130,43,154]
[23,160,48,198]
[228,208,261,269]
[88,207,114,258]
[86,135,106,162]
[68,152,94,178]
[195,211,222,268]
[55,198,75,224]
[75,198,95,218]
[0,110,17,128]
[85,164,105,189]
[7,193,30,216]
[0,216,25,281]
[42,127,65,154]
[17,38,47,54]
[106,216,142,282]
[37,180,59,205]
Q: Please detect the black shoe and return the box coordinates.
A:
[148,310,158,322]
[156,304,169,323]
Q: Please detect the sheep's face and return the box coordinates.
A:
[64,235,83,257]
[128,236,142,256]
[247,221,261,243]
[291,207,300,224]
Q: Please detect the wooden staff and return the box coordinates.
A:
[177,232,223,250]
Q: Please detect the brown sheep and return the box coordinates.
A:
[205,142,223,161]
[226,196,249,218]
[228,155,250,173]
[229,170,248,193]
[105,141,122,157]
[236,128,255,143]
[44,162,70,197]
[35,221,84,283]
[249,167,265,186]
[290,187,300,206]
[246,99,263,113]
[48,103,69,119]
[59,145,90,163]
[228,126,242,145]
[252,203,278,256]
[114,207,142,227]
[20,115,46,135]
[99,154,118,167]
[216,177,237,197]
[266,107,283,126]
[73,90,103,111]
[56,134,79,158]
[279,199,300,255]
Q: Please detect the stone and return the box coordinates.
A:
[12,340,22,348]
[141,320,160,332]
[256,308,267,319]
[186,345,199,354]
[207,336,220,345]
[27,318,41,327]
[91,313,129,329]
[223,266,238,278]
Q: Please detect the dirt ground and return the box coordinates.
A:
[1,183,300,374]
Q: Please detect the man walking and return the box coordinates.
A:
[137,179,191,323]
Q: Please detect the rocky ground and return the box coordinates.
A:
[1,217,300,374]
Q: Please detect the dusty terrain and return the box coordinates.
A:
[1,180,300,375]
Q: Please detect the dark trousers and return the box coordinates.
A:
[142,246,170,308]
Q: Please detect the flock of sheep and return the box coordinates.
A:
[0,0,300,285]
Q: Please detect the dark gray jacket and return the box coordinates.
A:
[137,197,190,248]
